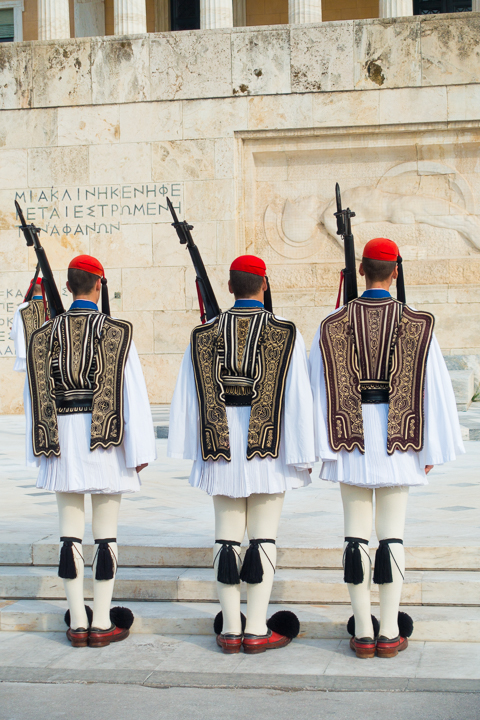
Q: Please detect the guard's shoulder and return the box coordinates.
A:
[29,319,54,341]
[191,316,219,341]
[269,314,296,333]
[402,305,435,326]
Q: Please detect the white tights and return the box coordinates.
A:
[340,483,409,640]
[56,492,121,631]
[213,493,285,636]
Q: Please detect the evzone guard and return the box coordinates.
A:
[10,271,49,374]
[168,255,315,654]
[309,237,465,658]
[24,255,156,648]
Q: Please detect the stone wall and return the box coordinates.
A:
[1,14,480,411]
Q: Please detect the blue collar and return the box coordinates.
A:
[362,289,391,299]
[233,299,264,309]
[32,295,43,300]
[70,300,98,311]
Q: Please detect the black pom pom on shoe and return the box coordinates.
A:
[213,611,246,635]
[347,615,379,638]
[267,610,300,640]
[64,605,93,628]
[398,612,414,638]
[110,606,134,630]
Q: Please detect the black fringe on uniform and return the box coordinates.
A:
[240,539,276,585]
[94,538,117,581]
[215,540,241,585]
[58,537,83,580]
[343,537,369,585]
[373,538,404,585]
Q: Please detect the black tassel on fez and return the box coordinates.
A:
[240,539,275,585]
[373,539,403,585]
[58,537,83,580]
[94,539,117,581]
[343,537,368,585]
[215,540,241,585]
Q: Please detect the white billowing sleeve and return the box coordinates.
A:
[122,341,157,468]
[283,330,315,468]
[309,325,338,463]
[10,304,27,372]
[167,346,199,461]
[417,334,466,467]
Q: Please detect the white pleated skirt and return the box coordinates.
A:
[320,403,428,488]
[189,406,311,498]
[35,413,141,494]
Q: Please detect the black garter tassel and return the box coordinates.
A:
[94,538,117,581]
[215,540,241,585]
[343,537,369,585]
[58,537,83,580]
[213,611,247,635]
[373,538,403,585]
[64,605,93,628]
[240,539,276,585]
[347,614,380,638]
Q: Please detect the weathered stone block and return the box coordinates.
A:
[448,370,474,411]
[214,139,234,180]
[122,266,185,312]
[183,97,248,140]
[312,90,379,128]
[140,353,183,404]
[0,149,28,189]
[116,311,154,354]
[150,31,232,101]
[88,142,151,184]
[0,358,28,413]
[444,354,480,386]
[0,43,32,110]
[354,18,421,90]
[32,40,92,107]
[152,140,215,182]
[0,108,57,149]
[232,28,291,96]
[154,310,200,354]
[91,37,150,104]
[58,105,120,146]
[291,22,354,93]
[28,147,89,187]
[184,180,234,222]
[421,15,480,87]
[247,93,312,130]
[379,86,447,125]
[90,223,153,269]
[447,84,480,122]
[119,101,183,143]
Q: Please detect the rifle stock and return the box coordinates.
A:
[166,197,220,323]
[334,183,358,305]
[15,201,65,319]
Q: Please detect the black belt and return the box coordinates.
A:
[56,399,93,412]
[224,395,252,407]
[361,389,389,404]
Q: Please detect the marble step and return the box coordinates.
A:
[2,599,480,642]
[1,566,480,606]
[1,543,478,571]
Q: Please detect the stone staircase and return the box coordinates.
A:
[1,543,479,641]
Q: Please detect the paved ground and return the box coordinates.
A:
[1,685,479,720]
[1,415,479,550]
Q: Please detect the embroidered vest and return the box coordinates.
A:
[191,308,296,462]
[20,299,47,350]
[320,298,434,455]
[27,309,133,457]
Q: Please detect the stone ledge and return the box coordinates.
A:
[2,15,480,110]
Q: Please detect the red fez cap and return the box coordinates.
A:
[230,255,266,277]
[363,238,399,262]
[68,255,105,278]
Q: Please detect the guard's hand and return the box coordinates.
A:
[136,463,148,473]
[425,465,434,475]
[308,468,312,475]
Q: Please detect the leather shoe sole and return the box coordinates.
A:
[349,637,376,659]
[216,634,242,654]
[243,632,291,655]
[376,636,408,658]
[89,626,129,648]
[66,628,89,648]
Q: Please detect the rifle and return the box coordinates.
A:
[24,263,41,303]
[166,197,220,323]
[334,183,358,307]
[15,201,65,319]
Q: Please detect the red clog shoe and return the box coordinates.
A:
[216,633,243,654]
[88,624,130,648]
[349,636,376,659]
[243,630,291,655]
[66,627,89,648]
[376,635,408,658]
